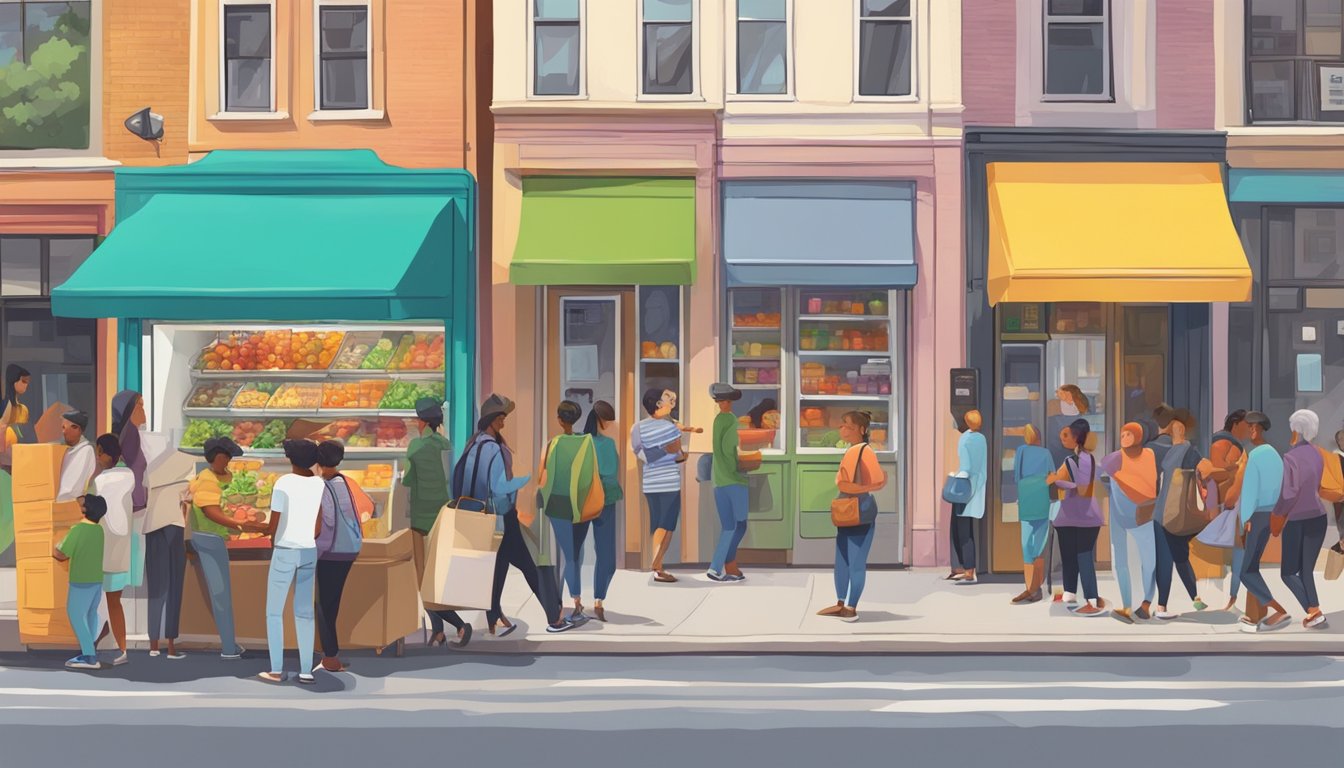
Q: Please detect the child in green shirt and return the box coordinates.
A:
[54,495,107,670]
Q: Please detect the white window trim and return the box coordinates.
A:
[729,0,795,102]
[1041,0,1113,103]
[637,0,702,101]
[217,0,280,117]
[527,0,587,100]
[852,0,918,103]
[309,0,382,120]
[0,0,104,160]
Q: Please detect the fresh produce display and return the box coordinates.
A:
[268,382,323,410]
[311,419,363,442]
[733,363,780,385]
[323,380,391,409]
[799,326,889,352]
[231,382,279,409]
[737,410,782,430]
[388,332,445,371]
[359,337,397,370]
[331,332,383,369]
[640,341,679,359]
[195,329,344,371]
[363,463,393,488]
[232,420,266,447]
[182,419,233,447]
[187,381,241,408]
[250,419,288,450]
[732,312,781,329]
[375,417,414,448]
[803,294,888,316]
[379,380,446,410]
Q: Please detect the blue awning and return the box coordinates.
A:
[721,181,918,288]
[1229,170,1344,203]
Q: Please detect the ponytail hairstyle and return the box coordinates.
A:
[843,410,873,443]
[584,400,616,437]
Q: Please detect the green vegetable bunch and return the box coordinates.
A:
[222,470,259,497]
[380,380,447,410]
[182,419,233,447]
[251,419,288,450]
[359,338,396,369]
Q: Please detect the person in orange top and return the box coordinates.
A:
[818,411,887,622]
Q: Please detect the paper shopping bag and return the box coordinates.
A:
[419,505,499,611]
[1326,546,1344,582]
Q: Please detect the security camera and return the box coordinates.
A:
[124,108,164,141]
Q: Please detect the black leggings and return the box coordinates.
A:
[950,511,976,571]
[1156,526,1198,606]
[488,511,561,627]
[1056,526,1100,601]
[315,559,354,658]
[145,526,186,642]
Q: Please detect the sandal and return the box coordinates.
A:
[489,617,517,637]
[653,571,678,583]
[594,605,607,622]
[428,631,447,647]
[451,625,473,648]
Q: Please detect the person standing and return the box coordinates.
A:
[1037,385,1089,598]
[1100,422,1158,624]
[314,440,368,672]
[1050,419,1107,616]
[188,437,259,659]
[144,461,190,660]
[92,435,135,666]
[0,365,31,556]
[539,400,600,623]
[110,391,158,593]
[1276,410,1329,630]
[950,411,987,585]
[56,410,96,503]
[1235,411,1291,633]
[403,398,472,647]
[631,388,693,583]
[1200,411,1249,612]
[818,411,887,621]
[1333,430,1344,546]
[708,384,749,583]
[455,394,571,635]
[53,494,107,670]
[580,401,621,621]
[1011,424,1053,604]
[1153,409,1208,619]
[258,440,325,684]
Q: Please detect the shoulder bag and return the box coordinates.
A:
[832,444,878,528]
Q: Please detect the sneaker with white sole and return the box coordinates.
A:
[112,652,129,667]
[706,570,729,582]
[66,655,101,670]
[221,646,247,660]
[1155,611,1179,620]
[545,619,576,634]
[1306,614,1329,629]
[148,650,161,658]
[167,651,187,660]
[1239,619,1260,634]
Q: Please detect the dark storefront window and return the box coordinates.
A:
[1247,0,1344,123]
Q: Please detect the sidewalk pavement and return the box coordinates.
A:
[4,566,1343,655]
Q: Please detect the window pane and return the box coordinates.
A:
[1250,0,1300,55]
[226,58,271,110]
[23,2,91,60]
[739,0,786,21]
[644,23,693,94]
[224,6,271,59]
[322,58,369,109]
[535,23,580,95]
[862,0,911,17]
[738,20,787,94]
[1227,306,1255,412]
[859,20,912,96]
[321,7,367,54]
[1306,0,1344,55]
[1250,60,1295,119]
[1288,208,1344,281]
[1048,0,1105,16]
[1045,23,1106,95]
[536,0,579,21]
[0,6,20,68]
[0,238,41,296]
[645,0,692,23]
[47,238,94,290]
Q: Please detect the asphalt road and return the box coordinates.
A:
[2,651,1343,766]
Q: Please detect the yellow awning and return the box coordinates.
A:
[987,162,1252,306]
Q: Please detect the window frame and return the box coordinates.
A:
[852,0,918,102]
[731,0,794,101]
[637,0,699,100]
[310,0,380,119]
[218,0,278,115]
[0,0,103,160]
[528,0,585,100]
[1041,0,1114,103]
[1244,0,1344,124]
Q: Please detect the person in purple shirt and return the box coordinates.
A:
[1048,418,1108,616]
[1276,410,1329,630]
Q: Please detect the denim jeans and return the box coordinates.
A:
[66,582,102,658]
[576,504,618,601]
[191,532,238,655]
[266,547,317,675]
[834,524,876,607]
[1156,526,1199,606]
[1281,515,1328,612]
[1108,490,1156,608]
[710,484,750,574]
[1239,511,1276,606]
[145,526,186,642]
[548,514,584,599]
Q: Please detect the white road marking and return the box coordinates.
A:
[553,678,1344,692]
[0,688,198,698]
[874,698,1227,714]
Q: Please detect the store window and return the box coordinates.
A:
[316,3,370,111]
[642,0,693,96]
[1247,0,1344,122]
[222,2,274,112]
[798,289,895,452]
[533,0,581,96]
[639,286,684,421]
[857,0,913,98]
[1043,0,1111,100]
[0,0,93,151]
[736,0,788,95]
[727,288,783,450]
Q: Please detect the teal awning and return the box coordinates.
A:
[722,181,918,288]
[1229,170,1344,204]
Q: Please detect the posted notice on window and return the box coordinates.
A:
[1323,66,1344,110]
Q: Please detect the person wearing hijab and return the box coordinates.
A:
[110,391,151,590]
[57,410,96,502]
[1011,424,1053,604]
[1101,422,1159,624]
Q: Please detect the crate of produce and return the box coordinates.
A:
[331,331,387,370]
[193,330,292,371]
[308,418,364,443]
[323,380,391,409]
[379,380,447,411]
[387,332,446,371]
[357,334,400,370]
[231,420,269,447]
[186,380,243,409]
[289,330,345,370]
[231,381,279,409]
[375,417,416,448]
[267,382,323,410]
[181,418,236,448]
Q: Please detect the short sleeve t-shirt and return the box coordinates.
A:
[633,418,683,494]
[271,474,325,550]
[189,468,231,538]
[94,467,137,574]
[58,521,106,585]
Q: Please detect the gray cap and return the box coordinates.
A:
[710,383,742,402]
[415,398,444,422]
[62,409,89,431]
[479,393,515,423]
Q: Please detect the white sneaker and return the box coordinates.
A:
[1306,613,1329,629]
[112,652,129,666]
[1239,619,1260,634]
[148,650,161,658]
[221,646,247,659]
[1155,611,1180,621]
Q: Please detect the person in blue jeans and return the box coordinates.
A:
[539,400,597,625]
[818,412,887,622]
[54,494,107,670]
[579,400,621,622]
[708,383,749,583]
[258,440,325,684]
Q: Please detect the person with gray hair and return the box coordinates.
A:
[1276,409,1329,629]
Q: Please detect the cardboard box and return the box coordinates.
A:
[10,443,66,504]
[19,607,76,647]
[33,401,70,444]
[14,527,61,562]
[12,499,82,538]
[17,558,68,611]
[359,529,413,562]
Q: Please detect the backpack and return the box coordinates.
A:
[540,434,604,523]
[1318,445,1344,503]
[451,435,501,513]
[323,477,364,556]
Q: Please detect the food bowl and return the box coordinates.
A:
[736,428,777,451]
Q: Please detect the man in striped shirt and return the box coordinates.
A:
[631,388,698,583]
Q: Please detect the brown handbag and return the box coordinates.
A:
[831,445,868,528]
[1135,501,1156,526]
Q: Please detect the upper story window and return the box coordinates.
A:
[857,0,913,98]
[222,2,274,112]
[1247,0,1344,123]
[737,0,788,95]
[317,3,369,111]
[0,1,93,151]
[533,0,581,96]
[1043,0,1112,101]
[642,0,693,96]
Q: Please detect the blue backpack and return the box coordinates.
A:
[323,478,364,556]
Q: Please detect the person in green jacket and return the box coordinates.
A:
[403,398,470,648]
[538,400,599,625]
[708,383,749,583]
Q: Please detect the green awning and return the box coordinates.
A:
[510,177,696,285]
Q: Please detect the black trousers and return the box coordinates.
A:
[315,559,355,658]
[145,526,186,642]
[949,509,976,571]
[1057,526,1101,601]
[488,511,561,627]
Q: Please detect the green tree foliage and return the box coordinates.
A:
[0,5,92,151]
